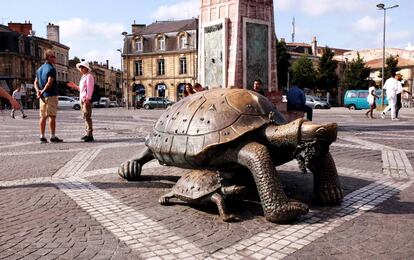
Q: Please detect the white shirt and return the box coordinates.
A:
[12,90,23,100]
[367,86,376,104]
[383,77,399,99]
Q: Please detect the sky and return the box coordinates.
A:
[1,0,413,70]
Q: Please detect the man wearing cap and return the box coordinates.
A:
[67,61,95,142]
[34,49,63,143]
[381,72,402,120]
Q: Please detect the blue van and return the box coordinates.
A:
[344,90,388,110]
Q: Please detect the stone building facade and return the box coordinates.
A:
[122,19,198,107]
[1,22,121,107]
[0,22,69,103]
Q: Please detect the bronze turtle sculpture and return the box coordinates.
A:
[159,169,245,222]
[119,88,342,223]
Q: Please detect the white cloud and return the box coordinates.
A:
[58,18,124,41]
[151,0,200,21]
[276,0,374,16]
[55,18,125,69]
[354,16,382,32]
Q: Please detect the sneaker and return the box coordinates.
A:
[50,137,63,143]
[380,112,385,119]
[22,115,27,119]
[392,118,400,121]
[81,135,88,140]
[84,136,94,142]
[40,137,48,143]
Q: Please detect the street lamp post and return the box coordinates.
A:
[121,31,129,109]
[116,48,124,108]
[376,3,399,106]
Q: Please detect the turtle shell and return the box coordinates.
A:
[172,170,221,200]
[146,88,285,163]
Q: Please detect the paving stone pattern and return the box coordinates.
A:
[1,108,414,259]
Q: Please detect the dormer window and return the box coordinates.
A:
[135,37,143,52]
[158,36,165,51]
[180,35,188,49]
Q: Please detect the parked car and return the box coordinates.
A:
[344,90,388,110]
[93,97,110,108]
[109,100,119,107]
[58,96,81,110]
[306,95,331,109]
[143,97,174,109]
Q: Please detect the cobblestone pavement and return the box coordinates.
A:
[1,107,414,259]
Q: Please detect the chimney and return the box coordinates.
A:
[47,23,60,43]
[106,60,109,69]
[8,21,33,36]
[132,23,146,34]
[311,36,317,56]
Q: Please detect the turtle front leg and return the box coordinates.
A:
[118,147,154,181]
[159,191,175,205]
[308,152,343,205]
[210,193,238,222]
[237,142,308,224]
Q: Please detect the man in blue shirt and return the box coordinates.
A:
[34,49,63,143]
[287,85,313,121]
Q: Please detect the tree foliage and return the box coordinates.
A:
[343,52,370,90]
[290,55,317,89]
[317,46,338,92]
[276,39,291,91]
[378,55,399,80]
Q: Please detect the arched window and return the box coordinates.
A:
[156,83,167,97]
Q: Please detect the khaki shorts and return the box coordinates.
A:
[39,96,58,118]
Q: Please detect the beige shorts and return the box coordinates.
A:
[39,96,58,118]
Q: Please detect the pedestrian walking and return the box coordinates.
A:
[0,87,20,110]
[11,85,27,119]
[381,72,401,120]
[33,49,63,143]
[67,61,95,142]
[365,81,379,119]
[395,75,410,119]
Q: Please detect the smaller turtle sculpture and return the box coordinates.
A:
[159,170,245,222]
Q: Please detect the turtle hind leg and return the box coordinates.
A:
[159,192,175,205]
[210,193,239,222]
[118,147,154,181]
[308,152,343,206]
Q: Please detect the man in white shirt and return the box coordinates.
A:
[381,73,402,120]
[11,85,27,119]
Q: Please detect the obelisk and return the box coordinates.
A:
[199,0,278,92]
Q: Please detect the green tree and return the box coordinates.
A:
[343,52,370,90]
[69,56,81,67]
[317,46,338,92]
[290,55,317,89]
[276,39,291,91]
[378,55,399,80]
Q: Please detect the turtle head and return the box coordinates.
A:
[300,121,337,144]
[264,119,337,166]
